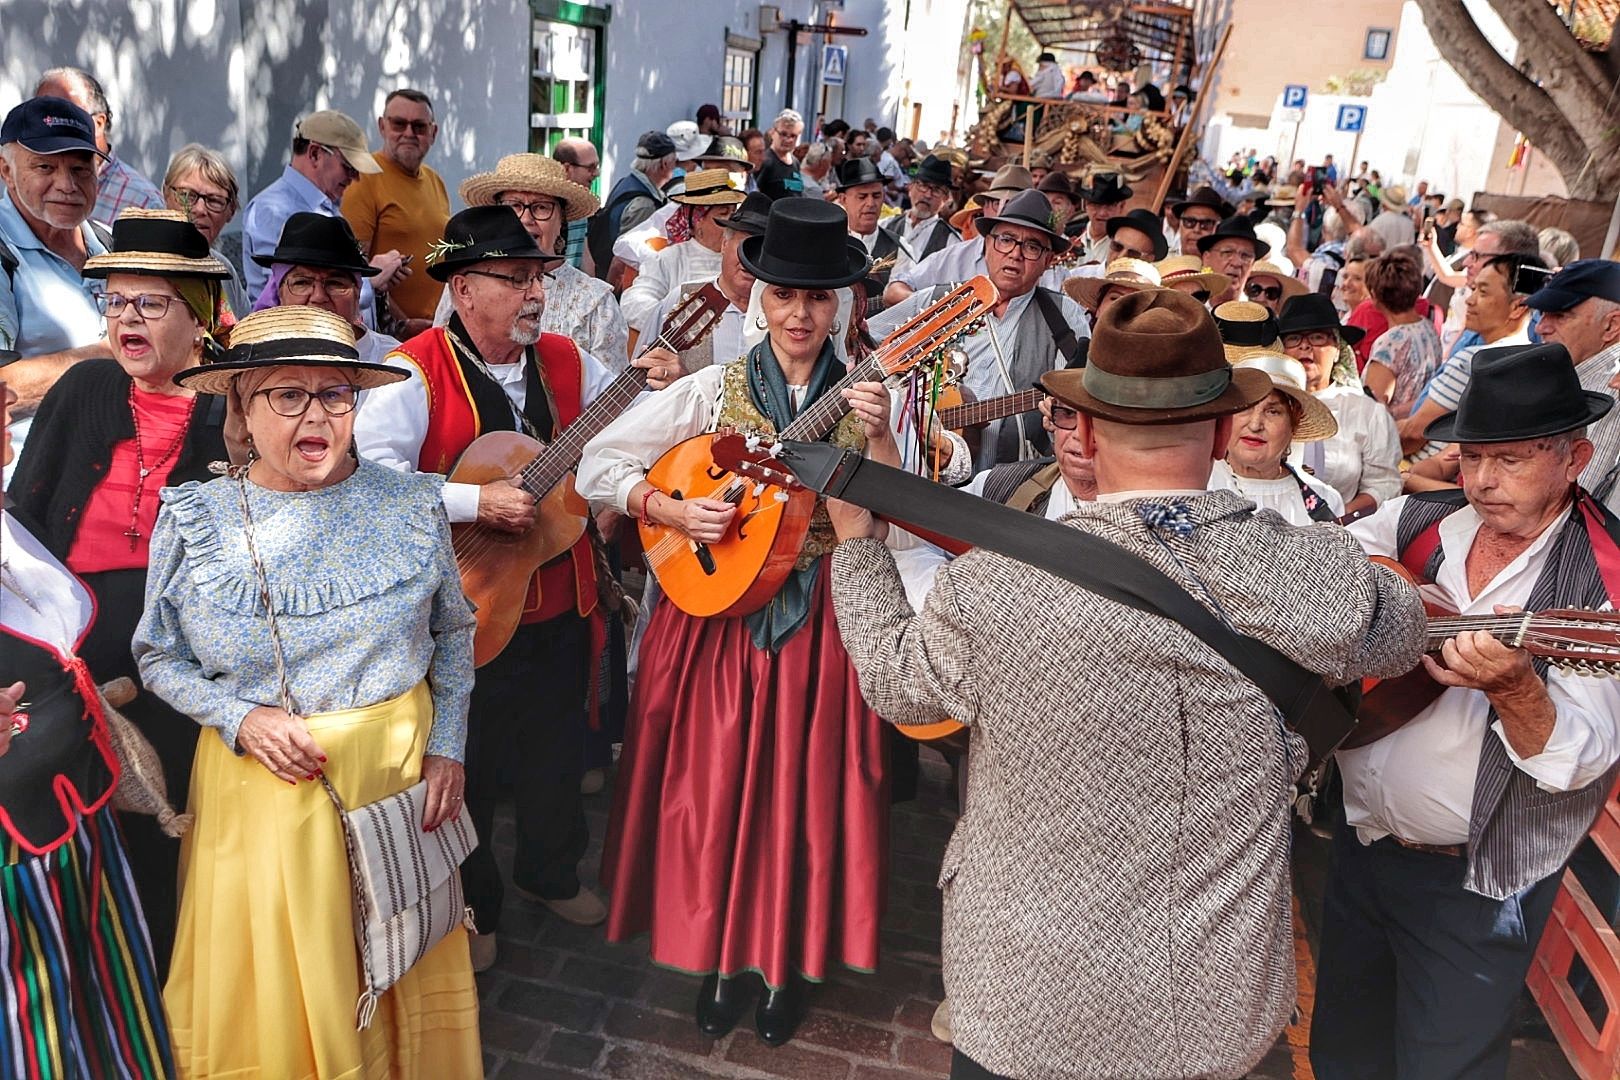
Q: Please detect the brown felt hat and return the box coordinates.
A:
[1042,289,1271,425]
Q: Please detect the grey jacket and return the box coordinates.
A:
[832,492,1426,1080]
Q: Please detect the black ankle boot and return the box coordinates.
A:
[695,973,746,1037]
[754,977,802,1046]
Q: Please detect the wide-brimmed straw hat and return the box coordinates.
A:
[740,199,870,289]
[1213,300,1281,363]
[1231,352,1338,442]
[670,168,747,207]
[1424,343,1612,444]
[1244,261,1310,302]
[173,307,408,396]
[460,153,600,222]
[83,209,232,279]
[1154,255,1230,298]
[1064,258,1162,312]
[1042,289,1271,425]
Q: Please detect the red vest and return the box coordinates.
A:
[391,328,597,623]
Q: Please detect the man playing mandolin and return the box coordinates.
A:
[1314,342,1620,1079]
[354,205,617,973]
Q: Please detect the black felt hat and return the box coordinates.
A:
[835,156,884,190]
[1196,215,1271,259]
[1278,293,1365,347]
[721,192,773,237]
[974,189,1072,255]
[1424,343,1612,444]
[739,199,871,288]
[426,205,556,282]
[1106,208,1168,260]
[82,208,232,280]
[1170,185,1234,220]
[1076,172,1132,204]
[252,212,378,275]
[913,154,953,188]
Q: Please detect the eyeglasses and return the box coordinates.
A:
[498,197,559,221]
[1049,402,1080,430]
[1209,244,1257,265]
[1109,240,1153,261]
[1181,215,1221,232]
[253,385,360,417]
[282,273,359,299]
[98,292,179,319]
[315,144,360,180]
[1245,282,1283,302]
[565,160,600,176]
[383,116,433,135]
[464,268,553,291]
[1281,330,1337,349]
[988,232,1051,260]
[168,185,231,213]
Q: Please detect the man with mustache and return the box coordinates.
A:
[354,207,617,974]
[879,154,959,272]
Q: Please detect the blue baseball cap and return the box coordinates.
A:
[0,96,104,157]
[1526,258,1620,312]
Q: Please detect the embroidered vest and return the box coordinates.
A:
[714,358,865,570]
[389,327,597,624]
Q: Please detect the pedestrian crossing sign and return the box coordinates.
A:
[822,45,847,86]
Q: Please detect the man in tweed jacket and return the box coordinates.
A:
[830,290,1427,1080]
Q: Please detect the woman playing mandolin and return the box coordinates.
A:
[577,200,957,1047]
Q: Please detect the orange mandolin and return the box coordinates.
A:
[640,275,998,619]
[452,285,727,665]
[1343,556,1620,749]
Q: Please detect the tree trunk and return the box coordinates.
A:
[1412,0,1620,201]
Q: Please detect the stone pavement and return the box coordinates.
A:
[475,750,1576,1079]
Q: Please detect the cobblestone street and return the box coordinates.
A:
[476,752,1576,1080]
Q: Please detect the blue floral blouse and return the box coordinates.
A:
[133,460,477,761]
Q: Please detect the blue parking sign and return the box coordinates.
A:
[1282,84,1308,109]
[1336,104,1366,132]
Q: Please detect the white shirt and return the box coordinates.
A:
[636,282,748,371]
[1207,459,1344,525]
[890,214,957,270]
[1,512,92,653]
[355,341,616,523]
[430,262,631,372]
[619,240,722,329]
[889,235,1075,300]
[1286,385,1403,509]
[851,228,883,254]
[1029,63,1066,99]
[1341,499,1620,845]
[612,200,680,268]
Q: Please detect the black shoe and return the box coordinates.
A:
[755,979,802,1046]
[695,973,746,1038]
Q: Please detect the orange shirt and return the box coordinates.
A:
[341,154,450,320]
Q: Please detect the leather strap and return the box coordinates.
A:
[1030,287,1082,367]
[779,442,1357,764]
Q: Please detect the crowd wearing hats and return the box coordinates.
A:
[7,69,1620,1080]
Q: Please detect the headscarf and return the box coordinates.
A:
[251,263,294,313]
[171,276,231,356]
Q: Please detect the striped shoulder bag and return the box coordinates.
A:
[234,470,478,1029]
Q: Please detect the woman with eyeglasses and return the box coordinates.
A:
[163,143,248,316]
[5,209,232,972]
[251,210,399,366]
[1277,294,1401,517]
[133,306,483,1077]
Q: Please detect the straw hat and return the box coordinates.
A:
[948,196,984,237]
[1064,258,1162,312]
[83,208,232,279]
[1213,300,1285,365]
[1154,255,1230,299]
[670,168,748,207]
[1245,261,1310,302]
[1265,185,1298,208]
[1231,352,1338,442]
[173,307,408,396]
[459,154,599,221]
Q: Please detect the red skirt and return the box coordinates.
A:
[602,565,889,988]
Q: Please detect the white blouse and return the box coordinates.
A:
[1208,459,1345,526]
[1286,385,1403,509]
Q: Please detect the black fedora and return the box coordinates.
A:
[1196,215,1271,259]
[1106,208,1168,260]
[1076,172,1132,205]
[721,191,773,237]
[252,211,378,275]
[913,154,953,188]
[426,205,556,282]
[1425,343,1612,444]
[1170,185,1234,220]
[974,189,1071,255]
[835,157,884,190]
[1278,293,1365,347]
[740,199,871,288]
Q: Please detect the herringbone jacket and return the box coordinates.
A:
[832,491,1426,1080]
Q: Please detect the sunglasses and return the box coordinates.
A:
[1109,241,1152,261]
[1245,282,1283,302]
[383,116,433,135]
[1181,216,1221,231]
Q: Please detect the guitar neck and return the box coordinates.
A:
[937,388,1044,430]
[518,365,650,496]
[779,356,881,443]
[1425,614,1534,651]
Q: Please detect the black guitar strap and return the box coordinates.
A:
[781,442,1358,764]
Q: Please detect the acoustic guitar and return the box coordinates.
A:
[1340,556,1620,748]
[451,284,727,666]
[639,275,998,619]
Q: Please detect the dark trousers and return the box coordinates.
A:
[1310,822,1561,1080]
[462,613,591,935]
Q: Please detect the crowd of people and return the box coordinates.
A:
[3,59,1620,1080]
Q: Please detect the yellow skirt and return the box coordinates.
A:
[164,682,483,1079]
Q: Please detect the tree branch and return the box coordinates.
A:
[1486,0,1617,133]
[1412,0,1609,197]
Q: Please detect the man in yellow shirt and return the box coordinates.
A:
[342,88,450,330]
